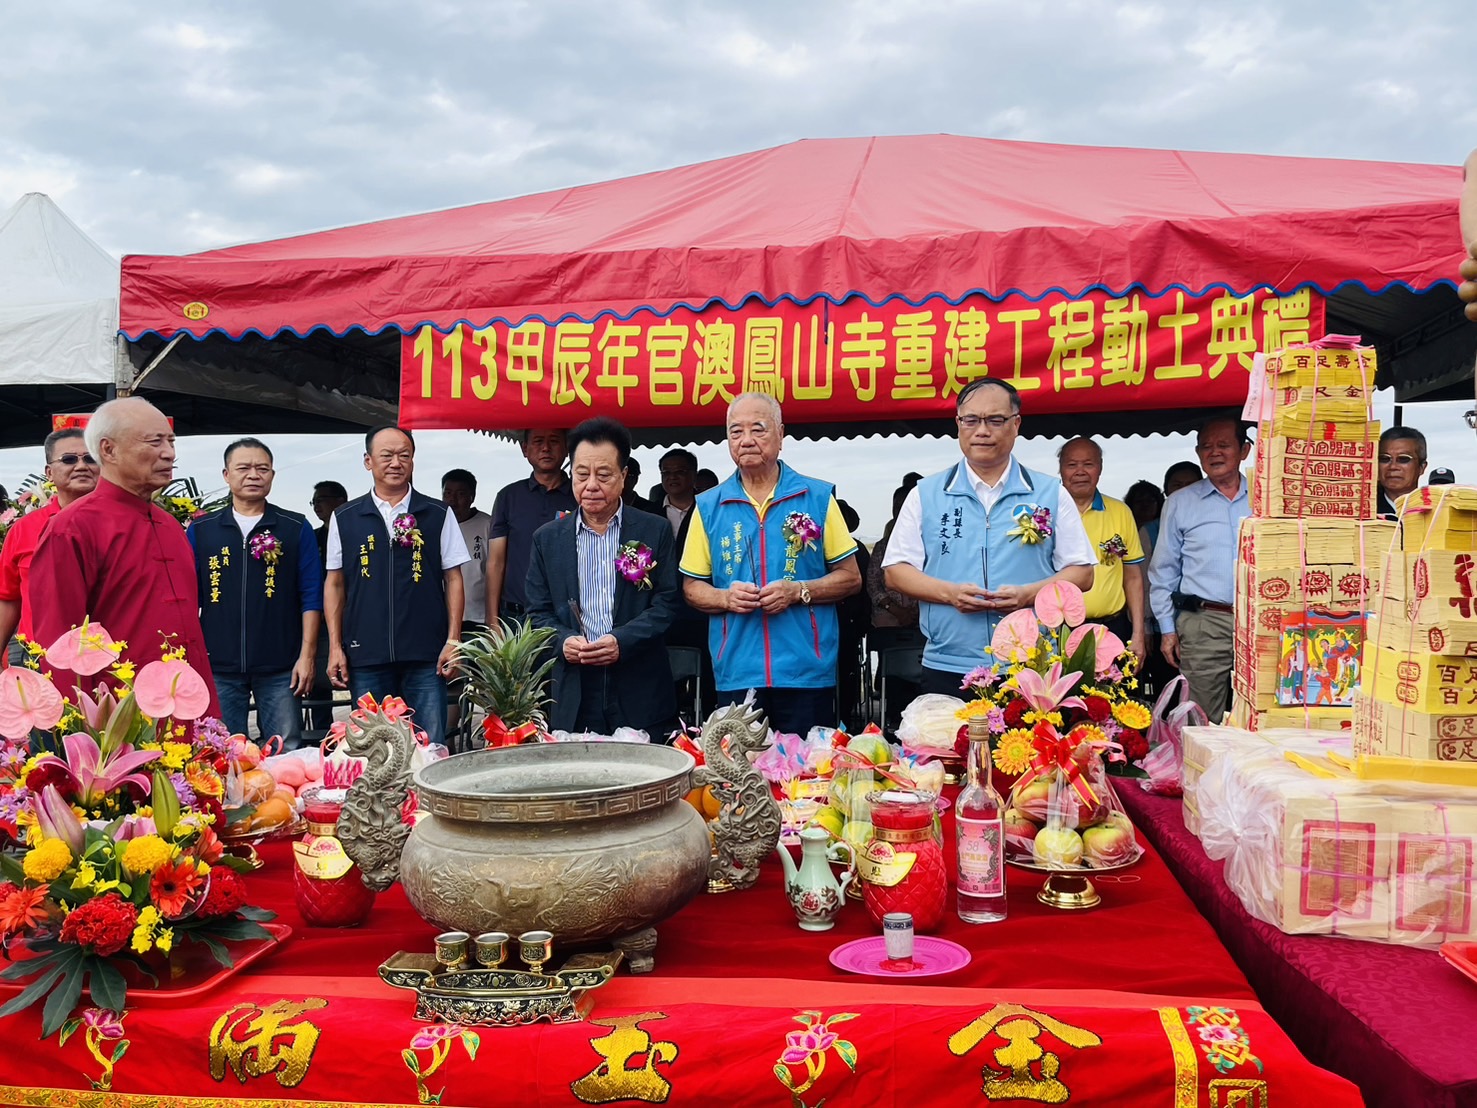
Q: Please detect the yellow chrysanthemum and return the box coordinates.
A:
[992,729,1036,775]
[160,742,192,771]
[23,837,72,882]
[1068,723,1108,748]
[954,699,995,721]
[121,834,174,875]
[1111,701,1152,730]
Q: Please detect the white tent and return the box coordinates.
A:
[0,192,118,389]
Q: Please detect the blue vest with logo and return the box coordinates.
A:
[917,459,1061,675]
[695,463,841,691]
[336,490,449,667]
[190,504,311,674]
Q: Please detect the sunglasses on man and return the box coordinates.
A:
[51,453,98,467]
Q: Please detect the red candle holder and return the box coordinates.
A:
[292,790,376,928]
[858,789,946,932]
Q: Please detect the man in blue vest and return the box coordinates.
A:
[188,438,322,746]
[680,392,861,736]
[883,379,1095,695]
[323,425,470,748]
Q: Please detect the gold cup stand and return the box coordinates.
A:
[1036,872,1101,910]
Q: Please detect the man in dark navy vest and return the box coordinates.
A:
[188,438,322,747]
[323,426,470,748]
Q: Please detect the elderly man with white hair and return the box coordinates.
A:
[31,397,220,714]
[679,391,860,735]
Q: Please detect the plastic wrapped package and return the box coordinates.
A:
[1004,744,1143,871]
[1195,734,1477,944]
[1180,725,1340,836]
[896,694,967,760]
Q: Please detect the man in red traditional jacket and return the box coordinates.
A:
[0,428,98,665]
[30,397,221,715]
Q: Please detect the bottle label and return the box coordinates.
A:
[957,817,1003,896]
[293,835,355,880]
[856,840,917,887]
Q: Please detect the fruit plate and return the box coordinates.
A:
[0,922,294,1004]
[829,936,970,978]
[1441,942,1477,987]
[1006,848,1144,875]
[221,815,307,845]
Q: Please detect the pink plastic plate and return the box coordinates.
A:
[1441,942,1477,987]
[829,935,970,978]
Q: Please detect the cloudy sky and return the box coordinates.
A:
[2,1,1474,535]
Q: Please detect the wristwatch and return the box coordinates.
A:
[798,580,812,605]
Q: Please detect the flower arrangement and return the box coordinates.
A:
[0,622,272,1035]
[393,513,425,583]
[248,530,281,599]
[1006,504,1054,545]
[1098,533,1129,564]
[782,511,822,556]
[154,478,228,528]
[0,475,54,554]
[955,581,1148,870]
[614,540,656,589]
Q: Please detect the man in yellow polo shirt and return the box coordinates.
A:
[680,392,860,735]
[1058,437,1147,667]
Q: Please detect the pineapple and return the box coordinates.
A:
[455,618,557,736]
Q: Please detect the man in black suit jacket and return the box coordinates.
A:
[526,417,680,739]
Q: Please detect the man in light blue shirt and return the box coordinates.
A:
[1148,416,1252,722]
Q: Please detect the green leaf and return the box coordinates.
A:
[825,1013,860,1025]
[58,1017,82,1047]
[773,1063,794,1089]
[112,1039,130,1063]
[41,956,87,1037]
[205,918,272,943]
[402,1048,421,1075]
[212,853,257,875]
[223,805,253,827]
[0,851,24,884]
[0,949,62,982]
[88,958,127,1014]
[1064,631,1097,679]
[197,936,232,969]
[834,1040,858,1071]
[236,905,277,922]
[461,1031,480,1061]
[0,961,66,1018]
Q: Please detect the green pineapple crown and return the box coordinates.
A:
[455,618,557,732]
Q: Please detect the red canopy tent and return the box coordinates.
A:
[117,135,1471,442]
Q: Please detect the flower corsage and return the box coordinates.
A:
[782,511,822,555]
[1098,533,1128,564]
[392,513,423,549]
[1007,504,1054,545]
[615,541,656,589]
[248,530,281,564]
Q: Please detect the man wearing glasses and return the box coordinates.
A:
[0,429,99,665]
[884,378,1095,695]
[309,481,349,569]
[1376,426,1428,517]
[187,439,323,747]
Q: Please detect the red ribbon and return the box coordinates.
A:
[481,712,540,748]
[1013,725,1099,807]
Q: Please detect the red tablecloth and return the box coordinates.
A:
[1119,783,1477,1108]
[0,807,1363,1107]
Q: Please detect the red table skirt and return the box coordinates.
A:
[1119,782,1477,1108]
[0,807,1363,1107]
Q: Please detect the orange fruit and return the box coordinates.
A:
[240,769,276,805]
[684,786,723,821]
[250,797,293,829]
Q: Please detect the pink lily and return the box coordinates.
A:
[409,1023,467,1050]
[75,686,121,732]
[133,660,210,722]
[31,732,158,809]
[34,784,84,854]
[1013,662,1087,716]
[0,667,65,741]
[780,1023,838,1065]
[93,812,157,841]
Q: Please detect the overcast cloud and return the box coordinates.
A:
[2,1,1474,534]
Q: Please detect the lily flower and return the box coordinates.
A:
[31,732,159,810]
[33,784,84,854]
[0,668,65,741]
[1013,662,1087,716]
[75,685,121,732]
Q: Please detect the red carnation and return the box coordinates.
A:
[1119,729,1149,762]
[1085,696,1113,723]
[59,893,139,956]
[1003,699,1029,728]
[197,867,247,919]
[953,724,970,758]
[23,760,74,800]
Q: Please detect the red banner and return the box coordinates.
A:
[400,288,1323,431]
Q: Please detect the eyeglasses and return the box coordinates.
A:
[957,414,1017,430]
[51,453,97,467]
[1378,453,1421,465]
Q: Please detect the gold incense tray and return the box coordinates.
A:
[378,950,622,1026]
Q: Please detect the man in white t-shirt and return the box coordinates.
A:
[442,468,492,630]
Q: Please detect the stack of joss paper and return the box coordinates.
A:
[1355,486,1477,762]
[1231,340,1390,732]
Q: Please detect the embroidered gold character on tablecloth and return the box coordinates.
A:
[209,997,327,1088]
[570,1011,678,1104]
[1208,1077,1270,1107]
[948,1003,1102,1103]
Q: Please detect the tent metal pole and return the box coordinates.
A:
[1393,403,1404,426]
[125,334,184,394]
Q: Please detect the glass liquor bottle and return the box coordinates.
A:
[956,719,1007,923]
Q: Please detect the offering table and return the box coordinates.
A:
[0,808,1362,1107]
[1118,782,1477,1108]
